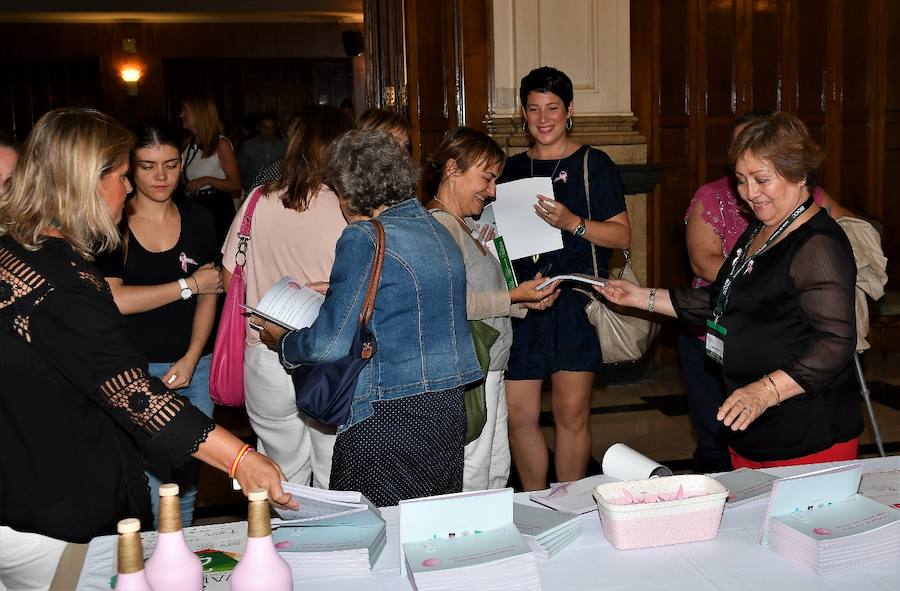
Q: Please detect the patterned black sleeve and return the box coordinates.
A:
[26,267,214,465]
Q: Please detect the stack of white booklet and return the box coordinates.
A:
[529,443,671,514]
[761,463,900,575]
[400,489,542,591]
[513,503,583,558]
[272,483,386,578]
[713,467,779,508]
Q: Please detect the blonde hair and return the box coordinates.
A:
[358,108,410,137]
[183,97,223,158]
[0,108,133,259]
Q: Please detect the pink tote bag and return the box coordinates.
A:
[209,187,264,406]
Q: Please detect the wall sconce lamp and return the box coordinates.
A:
[120,67,142,96]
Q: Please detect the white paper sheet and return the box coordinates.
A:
[493,177,563,260]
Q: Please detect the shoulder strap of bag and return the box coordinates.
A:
[234,187,264,270]
[358,219,386,326]
[583,148,630,280]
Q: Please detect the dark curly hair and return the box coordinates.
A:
[323,130,419,217]
[519,66,574,109]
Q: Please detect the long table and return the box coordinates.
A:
[64,456,900,590]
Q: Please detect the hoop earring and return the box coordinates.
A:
[566,117,573,132]
[522,121,529,134]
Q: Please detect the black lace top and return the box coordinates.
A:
[670,210,863,461]
[0,235,214,542]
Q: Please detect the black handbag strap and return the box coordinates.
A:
[359,219,385,326]
[583,149,631,280]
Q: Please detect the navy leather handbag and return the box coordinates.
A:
[291,219,385,426]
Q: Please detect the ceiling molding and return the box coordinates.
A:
[0,11,364,24]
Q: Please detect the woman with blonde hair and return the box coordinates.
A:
[181,97,242,248]
[358,107,411,150]
[0,108,295,590]
[222,104,355,489]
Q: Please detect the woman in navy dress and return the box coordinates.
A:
[500,67,631,490]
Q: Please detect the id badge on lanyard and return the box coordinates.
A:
[705,319,727,364]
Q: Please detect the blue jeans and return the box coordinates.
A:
[146,354,214,527]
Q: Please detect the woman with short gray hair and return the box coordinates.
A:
[259,130,481,506]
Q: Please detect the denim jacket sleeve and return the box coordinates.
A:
[278,223,375,369]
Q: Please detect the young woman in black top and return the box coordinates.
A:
[97,120,224,527]
[0,109,295,590]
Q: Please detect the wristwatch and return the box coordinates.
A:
[573,217,587,237]
[178,278,193,300]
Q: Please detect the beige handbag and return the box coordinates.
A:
[580,150,659,364]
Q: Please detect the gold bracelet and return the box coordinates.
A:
[647,288,657,313]
[762,373,781,405]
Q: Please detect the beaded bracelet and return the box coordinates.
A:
[228,444,253,479]
[647,288,657,313]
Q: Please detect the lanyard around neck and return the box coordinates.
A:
[712,196,813,323]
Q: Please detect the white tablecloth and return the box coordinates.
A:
[75,457,900,590]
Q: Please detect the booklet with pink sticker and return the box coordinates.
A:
[760,463,900,575]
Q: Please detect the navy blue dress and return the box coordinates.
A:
[500,145,626,379]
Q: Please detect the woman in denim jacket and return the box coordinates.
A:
[259,130,481,506]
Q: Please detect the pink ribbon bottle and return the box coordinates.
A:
[230,488,293,591]
[144,483,203,590]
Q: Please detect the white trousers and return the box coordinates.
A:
[0,526,66,591]
[244,344,336,488]
[463,370,511,491]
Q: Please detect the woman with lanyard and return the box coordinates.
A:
[498,67,631,490]
[597,112,862,468]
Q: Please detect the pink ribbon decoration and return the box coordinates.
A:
[179,252,198,273]
[554,170,569,184]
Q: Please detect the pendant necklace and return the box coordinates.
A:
[529,140,569,181]
[529,140,568,263]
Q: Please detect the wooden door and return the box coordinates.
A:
[633,0,896,290]
[364,0,492,165]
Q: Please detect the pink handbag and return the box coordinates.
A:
[209,187,264,406]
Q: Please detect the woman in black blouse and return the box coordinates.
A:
[0,109,295,590]
[597,112,862,468]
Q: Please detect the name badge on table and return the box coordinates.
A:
[705,319,727,364]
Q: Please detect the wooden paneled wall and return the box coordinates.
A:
[0,21,358,135]
[632,0,898,292]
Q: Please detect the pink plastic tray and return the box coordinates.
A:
[592,475,728,550]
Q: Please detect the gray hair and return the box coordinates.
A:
[324,129,419,216]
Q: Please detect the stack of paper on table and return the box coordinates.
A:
[761,463,900,575]
[399,489,542,590]
[513,503,583,558]
[529,444,671,514]
[713,467,779,508]
[858,469,900,509]
[272,483,386,578]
